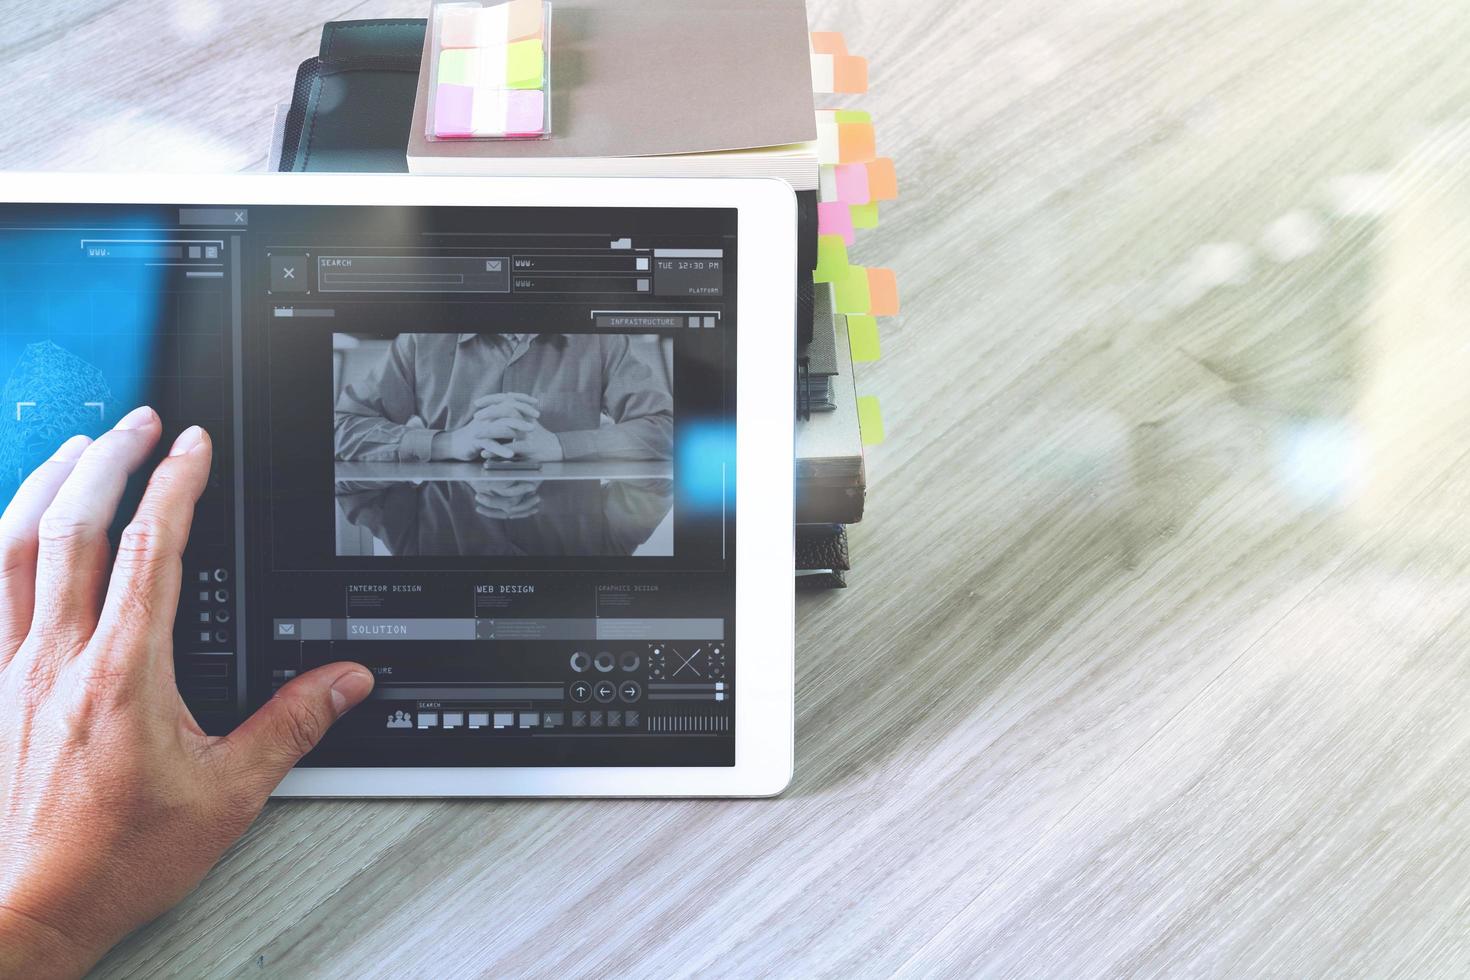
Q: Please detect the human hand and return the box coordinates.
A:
[473,480,543,520]
[432,415,536,461]
[0,408,374,979]
[470,392,539,424]
[479,421,564,462]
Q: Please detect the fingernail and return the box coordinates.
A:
[117,405,157,430]
[53,434,91,461]
[168,425,206,456]
[330,668,375,715]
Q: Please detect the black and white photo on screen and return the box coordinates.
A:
[330,331,675,558]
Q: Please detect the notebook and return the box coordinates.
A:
[406,0,820,188]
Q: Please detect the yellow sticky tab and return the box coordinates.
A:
[813,234,848,283]
[850,202,879,228]
[847,314,880,361]
[833,109,871,124]
[506,39,544,88]
[857,396,885,445]
[833,263,871,313]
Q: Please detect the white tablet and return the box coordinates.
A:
[0,173,795,797]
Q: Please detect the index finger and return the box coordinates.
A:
[91,426,213,676]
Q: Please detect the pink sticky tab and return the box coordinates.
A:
[504,89,545,136]
[817,201,855,246]
[834,163,870,205]
[434,84,475,138]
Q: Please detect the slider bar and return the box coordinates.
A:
[371,685,563,701]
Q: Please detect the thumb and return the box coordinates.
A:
[220,663,374,795]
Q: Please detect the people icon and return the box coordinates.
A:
[386,710,413,729]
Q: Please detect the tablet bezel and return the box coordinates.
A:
[0,172,796,797]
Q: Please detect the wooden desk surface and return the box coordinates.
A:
[7,0,1470,976]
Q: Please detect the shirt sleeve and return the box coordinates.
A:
[555,336,674,461]
[333,334,440,462]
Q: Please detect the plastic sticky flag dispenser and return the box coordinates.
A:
[857,396,885,445]
[429,0,551,140]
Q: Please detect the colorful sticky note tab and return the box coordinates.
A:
[847,314,880,362]
[434,84,475,138]
[438,48,478,86]
[832,56,868,93]
[866,158,898,200]
[440,6,483,48]
[813,235,848,283]
[838,123,876,164]
[817,201,855,245]
[857,396,885,445]
[833,109,872,124]
[850,201,880,229]
[809,31,847,56]
[866,268,899,316]
[506,0,543,40]
[811,55,866,94]
[835,163,870,205]
[506,38,543,88]
[505,89,545,135]
[833,263,871,313]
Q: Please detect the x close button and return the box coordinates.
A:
[270,255,308,292]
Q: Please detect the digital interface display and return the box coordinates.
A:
[0,202,737,767]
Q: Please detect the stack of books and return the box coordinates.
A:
[267,0,896,588]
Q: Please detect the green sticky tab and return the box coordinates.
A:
[850,202,880,228]
[834,109,871,123]
[813,234,849,283]
[438,48,476,86]
[857,396,885,445]
[833,263,871,314]
[847,314,880,361]
[506,39,544,88]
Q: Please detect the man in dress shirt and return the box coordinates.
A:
[334,332,673,463]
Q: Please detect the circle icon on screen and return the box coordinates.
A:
[619,651,641,672]
[618,681,641,703]
[593,680,617,703]
[569,680,593,703]
[593,651,615,672]
[569,651,591,673]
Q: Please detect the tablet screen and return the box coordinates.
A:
[0,201,737,767]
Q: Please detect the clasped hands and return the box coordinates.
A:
[430,393,563,463]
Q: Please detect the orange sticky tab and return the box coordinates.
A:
[866,158,898,200]
[867,267,899,316]
[838,123,875,164]
[507,0,544,40]
[810,31,847,56]
[832,55,868,94]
